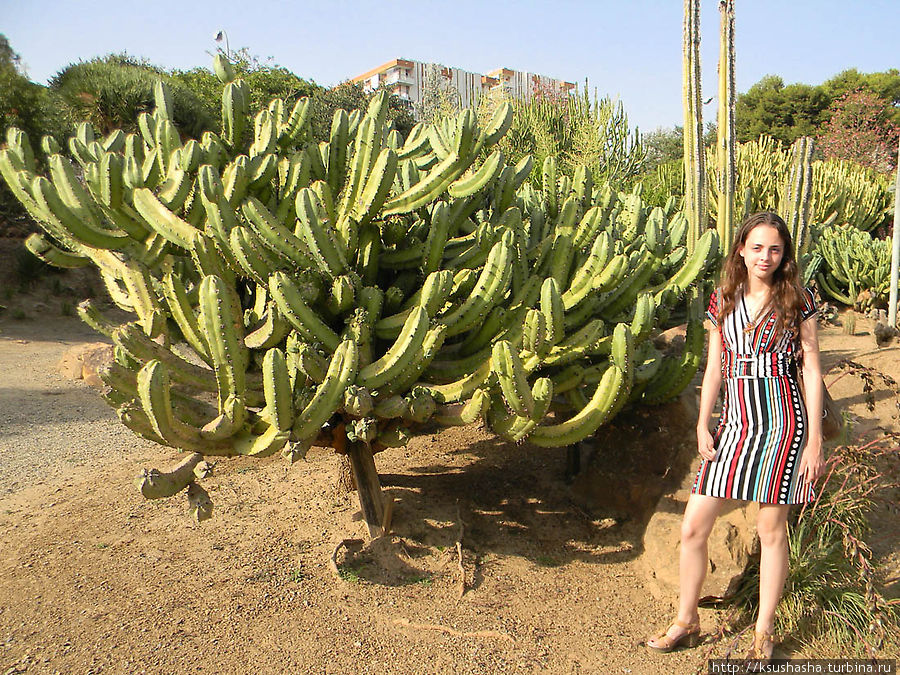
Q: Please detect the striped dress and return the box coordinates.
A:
[691,286,818,505]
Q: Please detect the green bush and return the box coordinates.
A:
[0,35,68,233]
[49,55,215,138]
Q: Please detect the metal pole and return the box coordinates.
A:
[889,138,900,328]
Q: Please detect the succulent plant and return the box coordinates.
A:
[0,66,718,534]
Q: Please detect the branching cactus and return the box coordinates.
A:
[0,61,718,535]
[816,225,898,310]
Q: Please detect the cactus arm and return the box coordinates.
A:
[376,270,453,339]
[529,363,626,447]
[458,305,506,357]
[292,340,359,442]
[382,149,476,216]
[136,452,209,500]
[245,302,291,350]
[439,235,513,337]
[642,291,704,404]
[261,348,294,431]
[540,278,566,345]
[119,260,167,338]
[653,227,719,298]
[357,307,429,390]
[242,196,317,269]
[492,340,535,418]
[136,360,223,452]
[416,359,492,404]
[278,97,311,147]
[199,394,248,441]
[488,377,554,442]
[421,202,453,276]
[376,325,448,397]
[47,154,113,235]
[350,147,399,228]
[598,251,662,320]
[32,176,127,250]
[24,233,90,268]
[477,102,513,151]
[448,149,504,199]
[76,299,119,339]
[132,187,198,250]
[433,388,490,426]
[295,188,349,277]
[269,271,341,352]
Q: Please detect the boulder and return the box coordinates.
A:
[57,342,114,389]
[639,488,758,601]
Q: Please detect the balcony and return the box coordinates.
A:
[382,70,414,86]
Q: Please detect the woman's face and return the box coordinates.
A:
[739,224,785,283]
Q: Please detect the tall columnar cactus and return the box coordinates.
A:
[781,136,814,256]
[715,0,736,248]
[682,0,707,252]
[0,63,718,535]
[890,139,900,328]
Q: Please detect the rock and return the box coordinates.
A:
[639,488,758,601]
[57,342,113,389]
[652,324,687,354]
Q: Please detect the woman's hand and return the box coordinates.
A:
[798,435,825,486]
[697,426,717,461]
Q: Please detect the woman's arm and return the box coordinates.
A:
[798,316,825,484]
[696,322,723,460]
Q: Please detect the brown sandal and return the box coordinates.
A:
[744,629,776,662]
[647,619,702,653]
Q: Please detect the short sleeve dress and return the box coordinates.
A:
[691,286,818,504]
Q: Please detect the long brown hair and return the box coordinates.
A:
[718,212,805,340]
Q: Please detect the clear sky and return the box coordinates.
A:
[3,0,898,133]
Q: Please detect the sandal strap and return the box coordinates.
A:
[755,631,775,646]
[673,619,700,630]
[650,632,675,648]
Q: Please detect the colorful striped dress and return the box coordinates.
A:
[691,286,818,505]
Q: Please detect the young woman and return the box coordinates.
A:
[647,212,825,660]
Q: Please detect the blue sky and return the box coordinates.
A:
[4,0,898,132]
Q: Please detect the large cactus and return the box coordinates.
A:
[0,62,718,535]
[682,0,707,250]
[715,0,736,249]
[816,224,898,310]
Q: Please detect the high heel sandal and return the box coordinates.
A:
[744,629,776,663]
[646,619,702,653]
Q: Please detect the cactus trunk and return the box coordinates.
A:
[716,0,736,248]
[683,0,707,251]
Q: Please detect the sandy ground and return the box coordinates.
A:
[0,279,898,674]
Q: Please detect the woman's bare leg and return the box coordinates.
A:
[649,493,724,645]
[755,503,790,642]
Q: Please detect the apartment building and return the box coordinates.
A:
[351,58,574,111]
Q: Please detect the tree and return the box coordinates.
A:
[816,88,899,172]
[0,35,68,230]
[171,47,321,129]
[641,123,718,171]
[736,69,900,146]
[735,75,828,145]
[820,69,900,126]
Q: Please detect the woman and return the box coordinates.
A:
[647,212,825,660]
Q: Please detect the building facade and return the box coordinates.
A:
[351,58,574,111]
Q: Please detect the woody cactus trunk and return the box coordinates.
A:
[0,57,718,536]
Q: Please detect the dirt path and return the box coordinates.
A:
[0,311,897,675]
